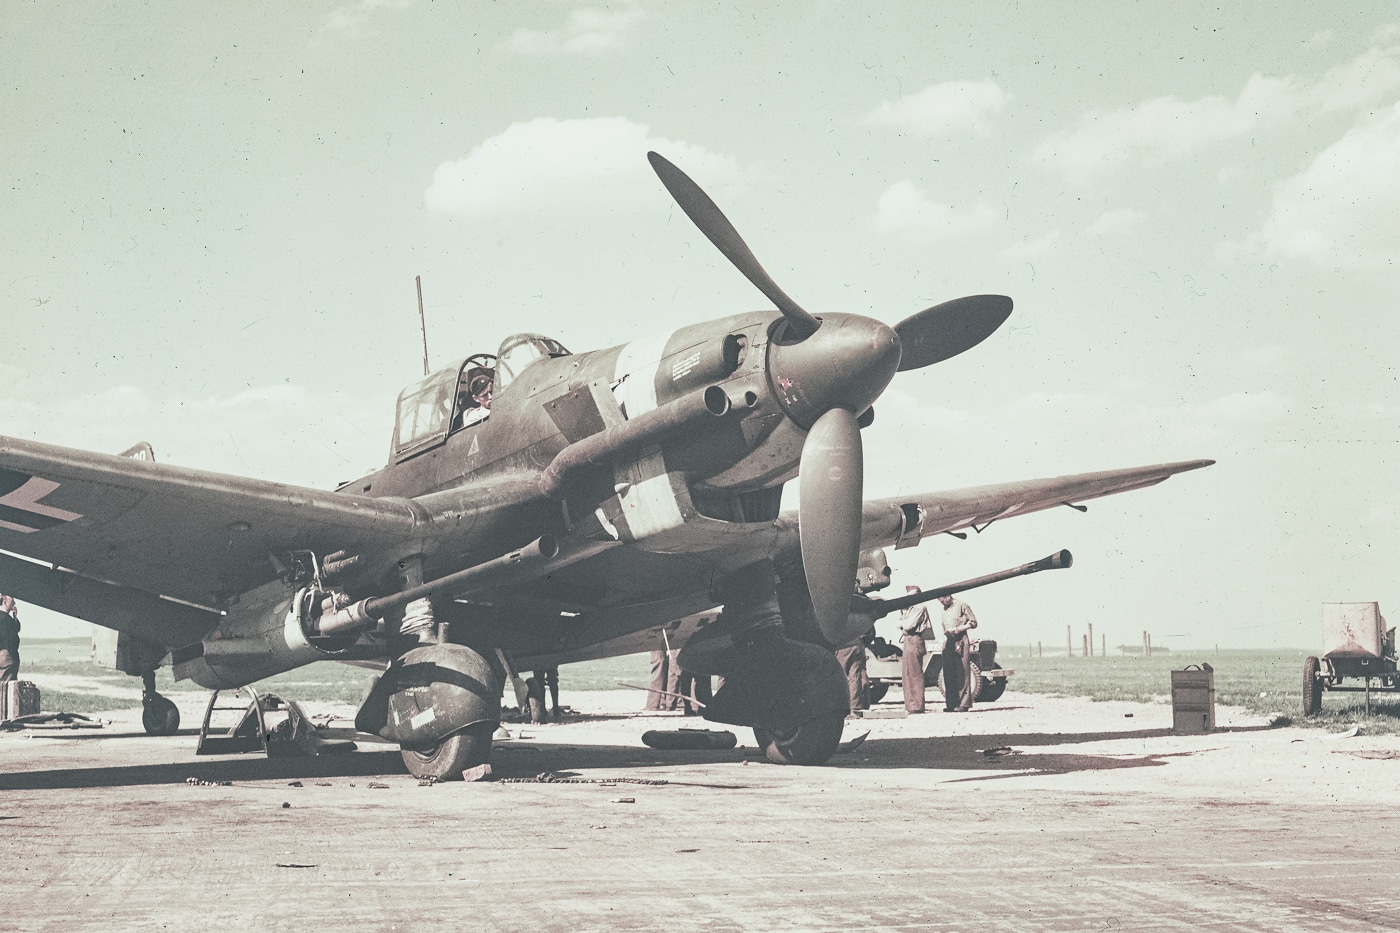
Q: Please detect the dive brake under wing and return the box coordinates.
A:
[850,458,1214,551]
[0,435,421,635]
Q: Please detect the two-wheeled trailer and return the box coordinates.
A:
[1303,602,1396,715]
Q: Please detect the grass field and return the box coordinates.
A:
[17,639,1400,733]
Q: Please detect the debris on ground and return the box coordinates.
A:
[185,777,232,786]
[837,731,870,754]
[2,712,106,731]
[498,771,667,785]
[982,746,1022,758]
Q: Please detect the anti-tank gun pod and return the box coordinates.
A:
[859,550,1072,705]
[851,549,1072,625]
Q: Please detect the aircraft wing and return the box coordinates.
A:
[854,458,1215,549]
[0,435,421,613]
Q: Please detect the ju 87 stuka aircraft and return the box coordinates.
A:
[0,153,1211,778]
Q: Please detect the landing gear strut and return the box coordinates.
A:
[682,562,850,766]
[140,670,180,736]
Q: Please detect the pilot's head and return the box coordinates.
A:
[469,374,493,405]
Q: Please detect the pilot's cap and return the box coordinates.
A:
[470,374,492,394]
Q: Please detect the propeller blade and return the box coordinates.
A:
[894,295,1013,371]
[799,407,867,645]
[648,151,820,340]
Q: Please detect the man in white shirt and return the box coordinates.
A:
[938,594,978,712]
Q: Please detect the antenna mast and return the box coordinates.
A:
[415,275,430,376]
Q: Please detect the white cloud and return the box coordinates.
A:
[1087,209,1147,238]
[871,180,1000,243]
[0,377,388,490]
[507,6,645,55]
[1033,44,1400,183]
[1233,103,1400,270]
[1000,229,1063,259]
[865,79,1007,138]
[322,0,411,38]
[424,118,739,217]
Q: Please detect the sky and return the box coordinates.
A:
[2,1,1397,653]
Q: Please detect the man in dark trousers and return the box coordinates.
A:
[834,636,870,714]
[938,593,978,712]
[0,595,19,682]
[898,586,933,713]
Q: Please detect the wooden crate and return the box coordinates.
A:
[1171,665,1214,734]
[1,681,41,721]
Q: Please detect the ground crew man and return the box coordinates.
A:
[938,594,978,712]
[898,586,933,713]
[0,595,19,682]
[834,632,872,714]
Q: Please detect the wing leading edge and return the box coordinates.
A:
[850,458,1215,551]
[0,434,422,610]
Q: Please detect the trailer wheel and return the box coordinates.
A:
[1303,656,1323,716]
[867,682,889,704]
[979,677,1008,703]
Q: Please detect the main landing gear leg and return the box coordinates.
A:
[140,670,181,736]
[680,561,849,765]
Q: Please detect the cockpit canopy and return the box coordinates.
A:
[390,335,570,462]
[495,333,571,391]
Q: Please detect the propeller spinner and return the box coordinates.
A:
[647,151,1012,645]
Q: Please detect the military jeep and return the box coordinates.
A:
[864,637,1012,705]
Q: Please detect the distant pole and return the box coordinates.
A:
[1088,622,1094,657]
[1102,634,1106,658]
[1142,630,1149,658]
[1038,641,1042,658]
[1067,625,1072,658]
[1082,634,1088,657]
[416,275,430,376]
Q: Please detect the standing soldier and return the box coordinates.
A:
[834,632,872,714]
[898,586,933,713]
[0,595,19,682]
[938,594,978,712]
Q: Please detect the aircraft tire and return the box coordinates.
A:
[400,721,494,781]
[1303,656,1323,716]
[866,682,889,704]
[141,694,180,736]
[753,711,845,765]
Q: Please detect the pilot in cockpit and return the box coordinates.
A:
[455,369,495,430]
